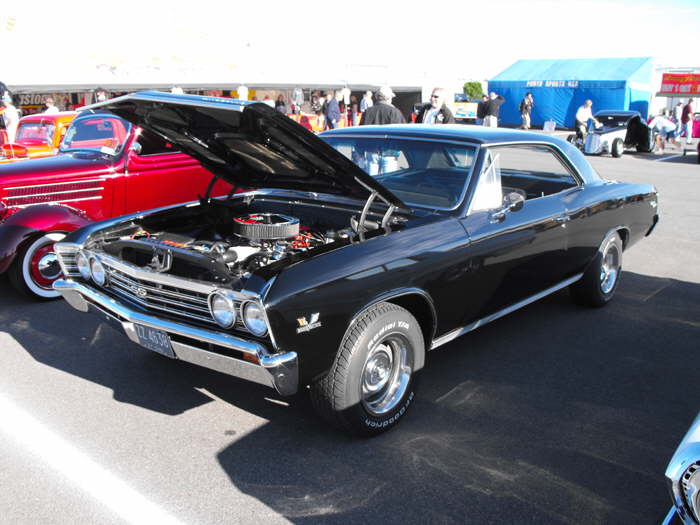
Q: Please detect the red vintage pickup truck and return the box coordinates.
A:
[0,110,231,299]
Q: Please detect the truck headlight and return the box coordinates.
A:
[209,291,237,329]
[77,252,91,280]
[90,257,107,286]
[242,301,268,336]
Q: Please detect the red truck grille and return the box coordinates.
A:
[3,179,104,207]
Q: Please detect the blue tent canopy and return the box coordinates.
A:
[488,57,654,128]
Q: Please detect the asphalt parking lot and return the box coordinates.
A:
[1,143,698,525]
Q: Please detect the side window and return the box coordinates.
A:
[470,151,502,213]
[489,145,578,201]
[135,128,179,156]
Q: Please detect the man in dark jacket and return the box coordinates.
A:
[476,94,489,125]
[415,88,455,124]
[483,92,505,127]
[323,91,341,130]
[360,86,406,125]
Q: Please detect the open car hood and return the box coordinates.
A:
[86,91,404,208]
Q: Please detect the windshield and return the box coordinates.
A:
[323,137,477,209]
[60,115,131,155]
[16,122,55,144]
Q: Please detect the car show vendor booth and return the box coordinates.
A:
[488,57,654,128]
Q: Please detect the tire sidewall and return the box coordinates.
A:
[594,233,623,303]
[341,307,424,434]
[16,232,66,299]
[612,138,624,157]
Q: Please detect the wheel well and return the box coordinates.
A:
[616,228,630,249]
[386,294,436,349]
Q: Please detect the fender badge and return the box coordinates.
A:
[296,313,322,333]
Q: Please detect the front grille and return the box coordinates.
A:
[682,463,700,523]
[104,262,250,332]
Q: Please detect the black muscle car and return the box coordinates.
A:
[53,92,659,435]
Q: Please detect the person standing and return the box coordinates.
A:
[292,87,304,114]
[359,86,406,125]
[476,94,489,125]
[415,87,455,124]
[575,99,599,139]
[2,95,20,143]
[672,101,684,140]
[274,95,287,114]
[681,98,694,145]
[483,92,504,127]
[519,92,534,130]
[43,97,59,114]
[360,90,373,113]
[323,90,341,130]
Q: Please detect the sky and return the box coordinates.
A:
[1,0,699,89]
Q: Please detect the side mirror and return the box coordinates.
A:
[130,141,142,155]
[505,191,525,212]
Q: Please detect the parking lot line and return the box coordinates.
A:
[0,393,187,525]
[655,154,684,162]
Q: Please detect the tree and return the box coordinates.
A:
[463,82,483,99]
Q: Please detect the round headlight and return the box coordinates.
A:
[209,292,236,328]
[243,302,268,336]
[90,257,107,286]
[77,252,91,280]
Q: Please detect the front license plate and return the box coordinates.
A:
[134,324,175,358]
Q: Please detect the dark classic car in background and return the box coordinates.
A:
[52,92,658,435]
[664,412,700,524]
[0,110,230,299]
[567,110,656,157]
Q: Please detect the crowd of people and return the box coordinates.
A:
[0,78,696,149]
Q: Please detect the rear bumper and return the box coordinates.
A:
[53,279,299,396]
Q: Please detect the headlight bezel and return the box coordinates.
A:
[242,300,269,337]
[208,290,237,329]
[89,256,107,286]
[77,251,92,280]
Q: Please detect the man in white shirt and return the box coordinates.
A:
[649,115,679,151]
[43,97,59,114]
[575,100,599,139]
[2,95,20,143]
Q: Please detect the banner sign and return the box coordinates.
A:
[659,74,700,95]
[526,80,579,88]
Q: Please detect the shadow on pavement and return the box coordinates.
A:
[1,271,698,524]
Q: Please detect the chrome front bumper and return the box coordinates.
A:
[53,279,298,396]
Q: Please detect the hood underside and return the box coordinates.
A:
[85,91,404,208]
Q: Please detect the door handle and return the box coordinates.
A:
[555,215,570,223]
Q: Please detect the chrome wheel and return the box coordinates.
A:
[599,238,621,294]
[361,334,413,416]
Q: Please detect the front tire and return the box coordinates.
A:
[611,138,624,157]
[310,302,425,436]
[570,232,623,307]
[9,232,66,300]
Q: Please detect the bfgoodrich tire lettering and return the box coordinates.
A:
[569,231,623,307]
[310,302,425,436]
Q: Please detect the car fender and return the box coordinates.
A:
[0,205,90,274]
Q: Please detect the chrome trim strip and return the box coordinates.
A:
[430,273,583,350]
[9,196,102,208]
[6,187,103,200]
[6,178,105,191]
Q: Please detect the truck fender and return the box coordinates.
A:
[0,205,90,274]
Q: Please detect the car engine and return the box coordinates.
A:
[100,213,345,282]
